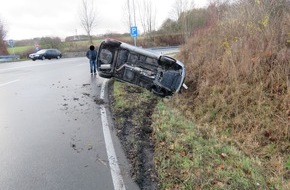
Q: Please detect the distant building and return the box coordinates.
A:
[65,35,90,42]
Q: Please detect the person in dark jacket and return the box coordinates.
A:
[86,45,98,74]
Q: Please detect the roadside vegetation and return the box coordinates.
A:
[112,0,290,190]
[172,1,289,188]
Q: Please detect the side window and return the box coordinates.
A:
[139,55,146,62]
[146,57,158,65]
[128,54,138,64]
[116,50,129,68]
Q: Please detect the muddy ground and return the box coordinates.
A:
[107,80,160,190]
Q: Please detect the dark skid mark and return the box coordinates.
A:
[94,98,105,105]
[82,93,90,97]
[82,84,90,87]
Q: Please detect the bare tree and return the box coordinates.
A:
[123,0,137,27]
[0,18,8,55]
[79,0,98,44]
[123,0,138,45]
[132,0,137,26]
[172,0,195,41]
[123,0,156,45]
[123,0,133,30]
[171,0,194,21]
[137,0,156,37]
[123,0,136,31]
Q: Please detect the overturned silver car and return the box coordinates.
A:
[97,39,186,97]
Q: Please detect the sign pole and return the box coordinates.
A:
[8,39,15,56]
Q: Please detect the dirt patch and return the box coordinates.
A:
[107,80,159,190]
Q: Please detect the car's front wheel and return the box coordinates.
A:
[98,72,113,79]
[57,55,60,59]
[42,56,45,60]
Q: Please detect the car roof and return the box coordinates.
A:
[39,48,58,50]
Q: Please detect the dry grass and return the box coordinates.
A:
[171,0,290,188]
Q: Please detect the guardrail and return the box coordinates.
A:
[0,55,20,62]
[147,46,180,50]
[146,46,180,55]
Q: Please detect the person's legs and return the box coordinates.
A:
[90,60,93,74]
[92,60,96,74]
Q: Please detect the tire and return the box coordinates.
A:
[159,56,175,66]
[32,59,36,61]
[57,55,60,59]
[98,72,113,79]
[105,40,121,48]
[151,85,166,97]
[42,56,45,60]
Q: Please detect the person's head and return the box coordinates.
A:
[89,45,95,50]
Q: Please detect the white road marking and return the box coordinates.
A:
[100,79,106,100]
[0,79,19,87]
[100,81,126,190]
[0,64,46,71]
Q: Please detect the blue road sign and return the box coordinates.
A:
[8,39,14,47]
[130,26,138,37]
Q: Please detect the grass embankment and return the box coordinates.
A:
[7,45,33,55]
[112,81,274,189]
[170,1,289,189]
[152,101,270,190]
[112,1,289,189]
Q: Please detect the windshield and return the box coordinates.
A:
[36,50,46,54]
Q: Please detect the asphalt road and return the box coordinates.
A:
[0,58,139,190]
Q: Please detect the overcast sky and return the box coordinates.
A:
[0,0,208,40]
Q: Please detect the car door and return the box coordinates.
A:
[45,50,52,59]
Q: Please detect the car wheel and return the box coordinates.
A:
[151,85,166,97]
[42,56,45,60]
[105,40,121,47]
[98,73,113,79]
[32,59,36,61]
[159,56,175,66]
[57,55,60,59]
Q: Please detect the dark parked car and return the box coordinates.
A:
[29,49,62,61]
[97,39,186,97]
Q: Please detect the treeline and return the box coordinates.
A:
[150,7,209,46]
